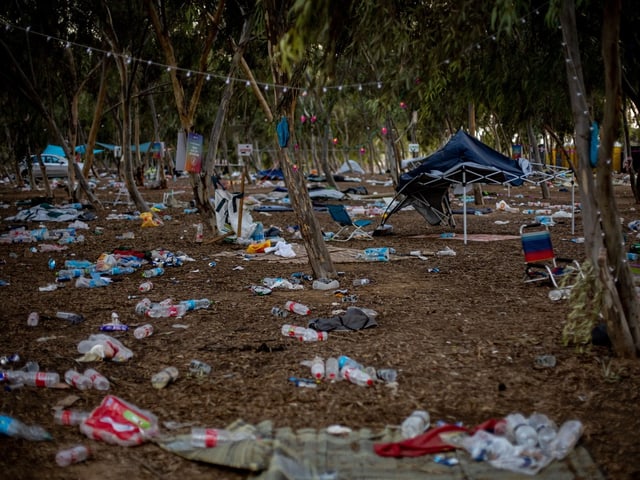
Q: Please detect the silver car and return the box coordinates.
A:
[20,154,83,179]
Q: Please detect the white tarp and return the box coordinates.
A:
[336,159,365,175]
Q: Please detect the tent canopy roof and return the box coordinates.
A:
[398,130,528,190]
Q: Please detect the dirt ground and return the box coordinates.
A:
[0,172,639,480]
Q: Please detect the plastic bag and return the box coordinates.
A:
[77,334,133,362]
[246,240,271,254]
[80,395,158,446]
[140,212,160,227]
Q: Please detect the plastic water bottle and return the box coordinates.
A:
[142,267,165,278]
[54,409,90,426]
[57,268,86,281]
[376,368,398,383]
[180,299,211,311]
[352,278,371,286]
[281,324,328,342]
[151,366,179,389]
[75,276,110,288]
[27,312,39,327]
[401,410,430,439]
[528,412,557,450]
[13,371,60,387]
[341,365,373,387]
[284,301,311,315]
[195,223,204,243]
[64,260,93,269]
[0,414,52,441]
[505,413,538,448]
[549,420,583,459]
[107,266,135,275]
[64,369,92,390]
[325,357,339,381]
[134,324,154,339]
[84,368,110,390]
[56,311,85,324]
[56,445,91,466]
[139,281,153,293]
[190,428,256,448]
[310,356,325,381]
[146,304,187,318]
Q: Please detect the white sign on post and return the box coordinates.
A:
[408,143,420,153]
[237,144,253,157]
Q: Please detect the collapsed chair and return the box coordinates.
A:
[326,204,373,241]
[520,223,583,288]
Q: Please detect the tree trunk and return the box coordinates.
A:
[596,0,639,355]
[561,0,638,356]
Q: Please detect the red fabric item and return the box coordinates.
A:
[373,419,501,458]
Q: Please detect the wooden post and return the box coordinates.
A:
[236,163,246,238]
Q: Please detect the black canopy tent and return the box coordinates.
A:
[381,130,533,243]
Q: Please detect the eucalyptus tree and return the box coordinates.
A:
[492,0,640,357]
[0,0,104,205]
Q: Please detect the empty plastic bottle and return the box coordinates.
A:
[352,278,371,286]
[401,410,430,439]
[505,413,538,448]
[56,445,91,466]
[180,299,211,311]
[75,276,110,288]
[151,366,179,389]
[338,355,365,371]
[0,414,52,441]
[284,301,311,315]
[84,368,110,391]
[190,428,256,448]
[54,409,90,426]
[271,307,288,318]
[56,311,85,324]
[64,260,93,269]
[528,412,558,451]
[142,267,165,278]
[325,357,339,381]
[64,369,92,390]
[310,356,325,381]
[549,420,583,460]
[341,365,373,387]
[107,266,135,275]
[56,269,86,281]
[138,281,153,293]
[12,371,60,387]
[376,368,398,383]
[27,312,39,327]
[134,324,154,339]
[281,324,328,342]
[146,304,187,318]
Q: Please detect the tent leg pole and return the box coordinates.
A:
[463,173,468,245]
[571,179,575,235]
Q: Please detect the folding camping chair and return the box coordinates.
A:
[520,223,583,288]
[326,204,373,241]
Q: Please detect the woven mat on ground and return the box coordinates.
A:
[213,243,413,264]
[411,233,520,242]
[155,419,603,480]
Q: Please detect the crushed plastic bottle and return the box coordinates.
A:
[27,312,39,327]
[151,366,179,389]
[284,301,311,315]
[281,324,328,342]
[505,413,538,448]
[142,267,165,278]
[341,365,373,387]
[64,369,92,390]
[180,299,211,311]
[56,311,86,325]
[190,427,256,448]
[145,303,187,318]
[84,368,110,390]
[401,410,430,439]
[549,420,583,460]
[134,324,154,339]
[56,445,91,466]
[54,409,90,426]
[9,371,60,387]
